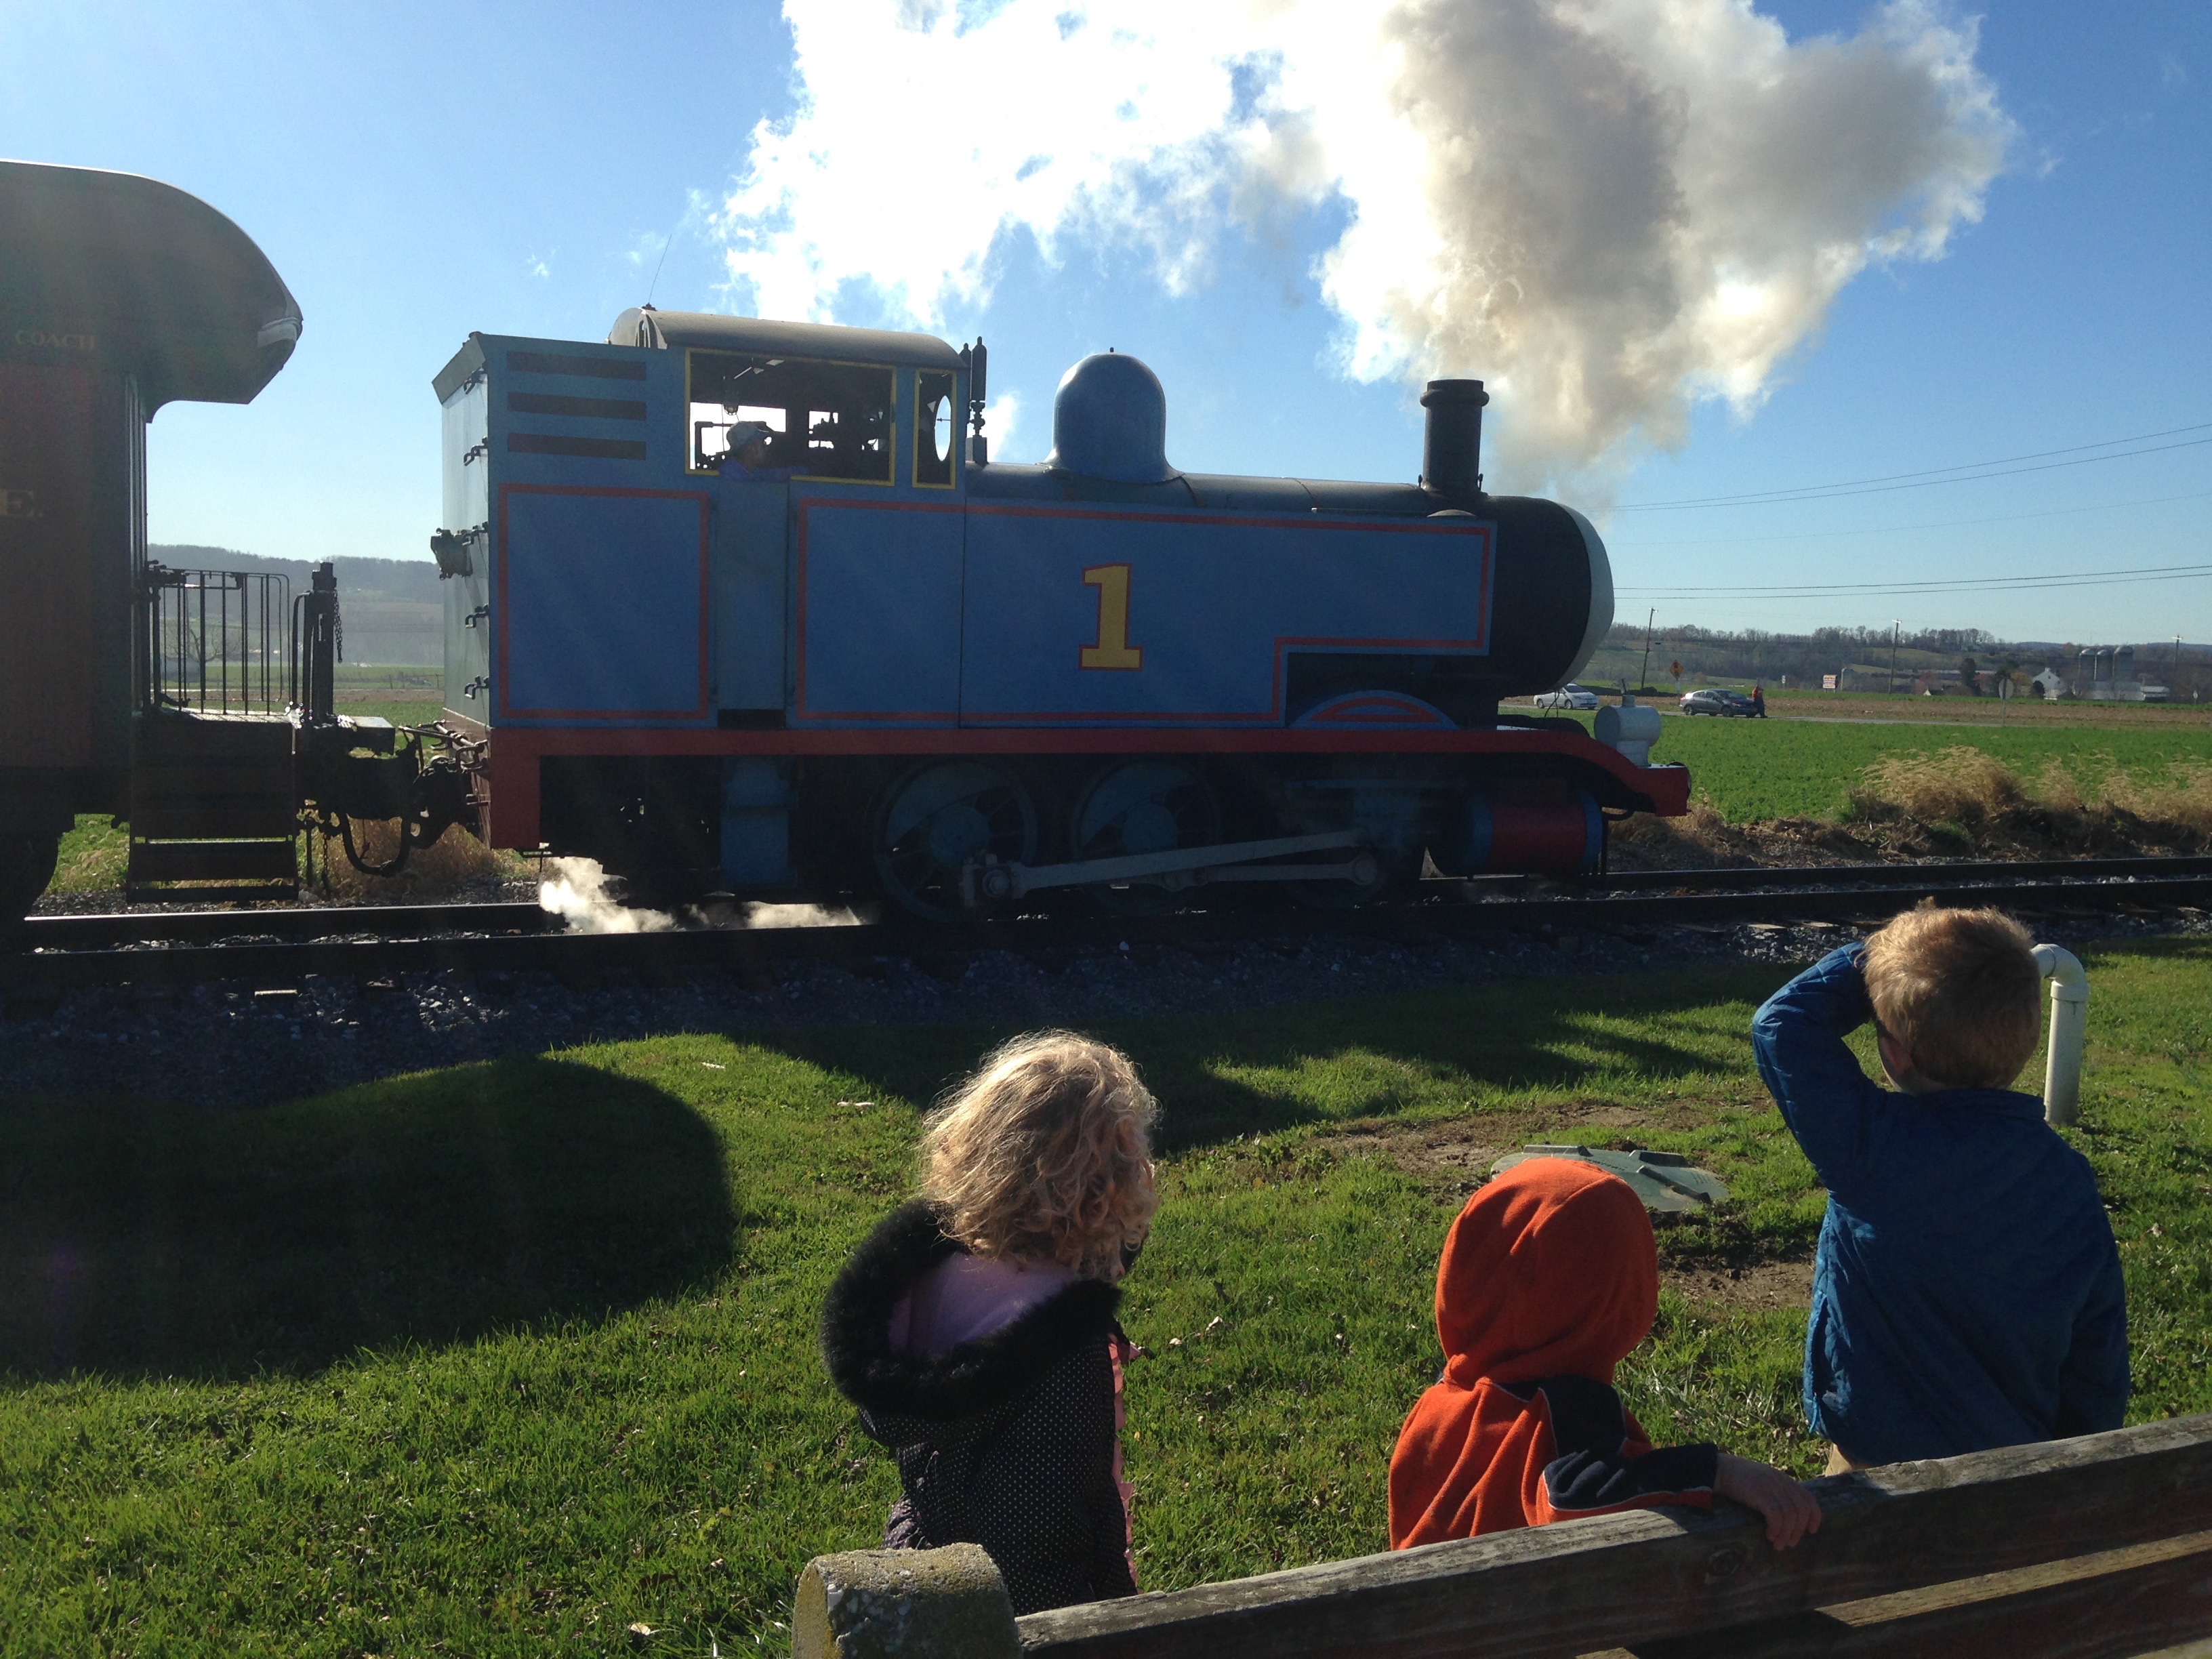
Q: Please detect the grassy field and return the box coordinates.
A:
[1528,705,2212,824]
[4,937,2208,1656]
[1652,718,2212,823]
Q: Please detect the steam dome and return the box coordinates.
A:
[1046,352,1177,483]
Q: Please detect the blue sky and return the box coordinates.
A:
[3,0,2205,645]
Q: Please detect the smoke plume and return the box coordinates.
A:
[718,0,2010,492]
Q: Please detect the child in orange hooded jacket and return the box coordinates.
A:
[1389,1158,1822,1550]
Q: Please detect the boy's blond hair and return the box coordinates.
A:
[1862,903,2041,1089]
[920,1031,1158,1279]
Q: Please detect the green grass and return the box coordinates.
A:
[1547,710,2212,822]
[5,939,2209,1654]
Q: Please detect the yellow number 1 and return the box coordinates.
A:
[1080,563,1143,671]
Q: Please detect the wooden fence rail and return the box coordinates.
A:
[796,1416,2212,1659]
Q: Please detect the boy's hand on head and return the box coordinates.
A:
[1714,1452,1824,1551]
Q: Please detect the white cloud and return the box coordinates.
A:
[981,391,1021,457]
[717,0,2013,494]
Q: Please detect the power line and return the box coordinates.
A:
[1606,489,2212,549]
[1614,421,2212,512]
[1617,560,2212,600]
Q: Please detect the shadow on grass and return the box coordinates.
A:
[753,962,1781,1155]
[0,1055,735,1382]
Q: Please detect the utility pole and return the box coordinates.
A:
[1639,608,1656,693]
[1889,619,1902,695]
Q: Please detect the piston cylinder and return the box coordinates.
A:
[1431,786,1601,877]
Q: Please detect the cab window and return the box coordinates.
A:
[687,352,893,483]
[914,369,956,487]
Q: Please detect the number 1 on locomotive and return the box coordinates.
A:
[1080,563,1143,671]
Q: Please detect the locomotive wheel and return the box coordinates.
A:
[872,762,1039,923]
[0,832,60,952]
[1069,760,1221,915]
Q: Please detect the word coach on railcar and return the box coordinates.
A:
[429,310,1688,920]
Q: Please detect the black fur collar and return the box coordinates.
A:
[821,1200,1122,1420]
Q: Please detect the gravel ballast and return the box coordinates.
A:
[5,908,2205,1107]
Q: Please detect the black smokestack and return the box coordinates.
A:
[1420,378,1488,499]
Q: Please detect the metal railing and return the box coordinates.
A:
[142,565,291,716]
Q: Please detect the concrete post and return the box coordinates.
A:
[792,1544,1022,1659]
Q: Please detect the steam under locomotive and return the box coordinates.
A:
[0,159,1685,937]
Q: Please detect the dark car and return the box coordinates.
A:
[1680,688,1758,717]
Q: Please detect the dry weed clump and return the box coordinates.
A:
[1843,747,2212,859]
[312,819,526,903]
[2103,761,2212,840]
[1853,748,2025,825]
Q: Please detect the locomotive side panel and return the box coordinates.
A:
[792,496,964,725]
[955,506,1492,725]
[496,488,711,724]
[714,474,790,713]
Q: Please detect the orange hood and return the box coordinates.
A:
[1389,1158,1662,1548]
[1435,1156,1658,1388]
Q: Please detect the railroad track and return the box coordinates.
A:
[7,855,2210,996]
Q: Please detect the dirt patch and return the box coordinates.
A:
[1662,1255,1814,1316]
[1607,802,1869,872]
[1314,1101,1717,1197]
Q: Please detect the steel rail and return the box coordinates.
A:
[23,901,552,950]
[22,854,2212,954]
[1576,853,2212,893]
[5,865,2209,995]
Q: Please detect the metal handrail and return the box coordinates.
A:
[140,564,291,715]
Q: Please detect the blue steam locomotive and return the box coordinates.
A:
[428,310,1684,917]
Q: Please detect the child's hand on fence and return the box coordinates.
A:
[1714,1452,1824,1550]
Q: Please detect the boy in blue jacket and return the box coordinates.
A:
[1753,903,2127,1470]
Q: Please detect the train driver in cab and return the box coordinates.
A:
[718,419,792,478]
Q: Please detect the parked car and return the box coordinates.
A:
[1534,682,1601,711]
[1680,688,1757,717]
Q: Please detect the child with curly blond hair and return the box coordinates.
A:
[821,1032,1157,1615]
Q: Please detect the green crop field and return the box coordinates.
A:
[1540,710,2212,823]
[5,938,2209,1656]
[1655,718,2212,822]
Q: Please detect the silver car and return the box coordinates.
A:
[1534,682,1601,711]
[1680,688,1757,716]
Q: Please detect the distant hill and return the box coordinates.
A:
[150,546,443,665]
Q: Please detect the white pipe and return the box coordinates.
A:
[2032,944,2089,1127]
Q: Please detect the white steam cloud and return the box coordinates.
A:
[718,0,2010,491]
[539,857,676,934]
